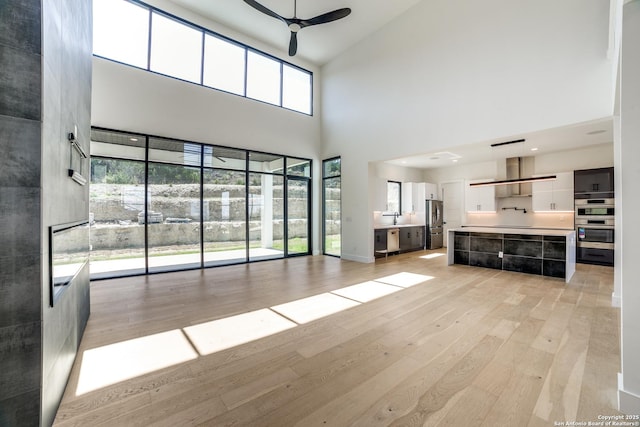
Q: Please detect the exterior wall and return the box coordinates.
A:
[0,0,92,425]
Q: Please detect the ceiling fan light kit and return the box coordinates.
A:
[243,0,351,56]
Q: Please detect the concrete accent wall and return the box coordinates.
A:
[0,1,44,425]
[40,0,93,424]
[0,0,92,425]
[619,0,640,414]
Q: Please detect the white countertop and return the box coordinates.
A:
[374,224,426,230]
[450,226,575,237]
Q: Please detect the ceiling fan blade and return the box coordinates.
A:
[243,0,286,24]
[288,31,298,56]
[302,8,351,27]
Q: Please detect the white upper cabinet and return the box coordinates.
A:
[532,172,574,211]
[402,182,424,213]
[465,179,496,212]
[402,182,439,212]
[425,183,439,200]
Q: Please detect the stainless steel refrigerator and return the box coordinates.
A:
[426,200,444,249]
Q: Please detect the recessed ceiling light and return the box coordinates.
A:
[130,138,138,142]
[401,160,408,164]
[452,159,459,163]
[587,129,606,135]
[531,147,538,151]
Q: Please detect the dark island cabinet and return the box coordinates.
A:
[542,235,567,278]
[503,234,543,275]
[453,231,569,279]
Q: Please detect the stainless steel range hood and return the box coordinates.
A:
[470,157,556,197]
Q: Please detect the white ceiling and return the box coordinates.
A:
[384,118,614,169]
[168,0,423,65]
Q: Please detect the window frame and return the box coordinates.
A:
[92,0,313,115]
[387,180,402,214]
[322,157,341,257]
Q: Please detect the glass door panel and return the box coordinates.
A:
[287,178,310,255]
[323,176,341,257]
[89,157,146,278]
[147,163,201,272]
[248,173,284,261]
[203,169,247,266]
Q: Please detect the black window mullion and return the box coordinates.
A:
[309,71,314,116]
[279,62,284,108]
[307,177,312,255]
[243,49,248,97]
[200,145,205,268]
[144,135,150,273]
[200,31,206,86]
[146,9,153,70]
[283,159,288,257]
[245,153,250,262]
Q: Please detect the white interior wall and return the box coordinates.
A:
[92,58,320,157]
[532,143,614,174]
[618,0,640,414]
[321,0,615,262]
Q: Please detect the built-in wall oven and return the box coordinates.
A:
[575,198,614,266]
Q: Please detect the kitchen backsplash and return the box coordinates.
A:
[373,210,426,227]
[465,197,574,229]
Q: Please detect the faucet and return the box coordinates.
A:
[383,211,400,225]
[502,207,527,214]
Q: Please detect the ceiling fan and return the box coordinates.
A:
[243,0,352,56]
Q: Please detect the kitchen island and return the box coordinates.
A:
[447,227,576,282]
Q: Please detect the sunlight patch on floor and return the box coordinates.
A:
[74,270,436,395]
[331,281,403,303]
[183,308,297,356]
[374,272,435,288]
[75,329,198,396]
[420,253,445,260]
[271,293,361,324]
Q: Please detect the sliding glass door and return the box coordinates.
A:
[89,128,312,279]
[202,169,247,266]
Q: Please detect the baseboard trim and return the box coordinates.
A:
[341,253,374,263]
[619,373,640,413]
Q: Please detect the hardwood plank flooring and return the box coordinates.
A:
[53,250,621,426]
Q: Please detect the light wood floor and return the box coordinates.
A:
[54,249,621,426]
